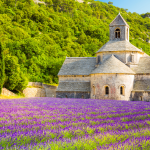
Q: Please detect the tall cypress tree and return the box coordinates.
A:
[0,42,5,95]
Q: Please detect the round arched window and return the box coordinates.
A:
[115,28,120,38]
[105,86,109,95]
[120,86,125,95]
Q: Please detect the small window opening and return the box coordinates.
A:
[115,32,117,38]
[120,86,124,95]
[65,95,68,98]
[127,28,128,40]
[120,86,123,95]
[93,85,95,95]
[140,96,143,101]
[98,56,100,63]
[105,86,109,95]
[82,95,84,99]
[131,55,134,63]
[115,28,120,38]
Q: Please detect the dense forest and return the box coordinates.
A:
[0,0,150,94]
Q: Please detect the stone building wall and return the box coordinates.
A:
[58,75,90,82]
[91,74,134,101]
[56,91,90,99]
[109,26,126,41]
[134,75,150,80]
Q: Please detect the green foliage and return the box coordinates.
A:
[108,1,113,5]
[0,0,149,88]
[0,42,5,94]
[141,12,150,18]
[4,55,28,92]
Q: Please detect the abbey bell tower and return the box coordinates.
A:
[109,13,129,41]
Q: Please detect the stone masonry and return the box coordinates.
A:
[23,82,57,98]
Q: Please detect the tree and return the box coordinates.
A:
[141,12,150,18]
[4,55,28,92]
[0,42,5,95]
[108,1,113,5]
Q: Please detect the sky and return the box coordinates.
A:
[95,0,150,14]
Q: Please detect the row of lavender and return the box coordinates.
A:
[0,97,150,150]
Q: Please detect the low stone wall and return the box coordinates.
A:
[23,82,57,98]
[28,82,43,87]
[1,88,17,96]
[23,88,46,97]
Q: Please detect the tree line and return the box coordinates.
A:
[0,0,150,95]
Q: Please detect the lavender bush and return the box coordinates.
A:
[0,97,149,150]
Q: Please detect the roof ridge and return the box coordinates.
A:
[96,40,143,53]
[91,55,135,74]
[109,13,129,27]
[66,57,96,59]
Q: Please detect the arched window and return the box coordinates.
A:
[115,28,120,38]
[105,86,109,95]
[120,86,125,95]
[65,95,68,98]
[120,86,123,95]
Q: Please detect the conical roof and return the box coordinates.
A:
[96,40,143,53]
[109,13,129,27]
[91,55,135,74]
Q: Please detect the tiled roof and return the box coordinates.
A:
[91,55,135,74]
[56,82,90,92]
[58,57,96,76]
[132,57,150,74]
[133,80,150,91]
[109,13,129,27]
[96,41,143,53]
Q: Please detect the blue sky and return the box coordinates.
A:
[95,0,150,14]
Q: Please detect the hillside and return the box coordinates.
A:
[0,0,150,93]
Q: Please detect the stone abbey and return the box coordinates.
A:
[56,13,150,102]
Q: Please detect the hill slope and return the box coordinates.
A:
[0,0,150,88]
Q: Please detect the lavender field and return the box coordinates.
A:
[0,97,150,150]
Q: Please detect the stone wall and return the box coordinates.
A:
[131,91,150,102]
[23,82,57,98]
[23,88,46,97]
[56,91,90,99]
[1,88,17,96]
[91,74,134,101]
[59,75,90,82]
[134,75,150,80]
[109,26,126,41]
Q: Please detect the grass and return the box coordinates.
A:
[43,82,58,86]
[0,93,25,99]
[27,85,43,88]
